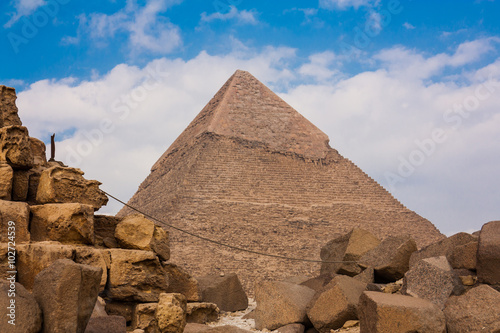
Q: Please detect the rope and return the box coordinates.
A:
[102,190,357,264]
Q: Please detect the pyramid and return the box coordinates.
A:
[119,70,443,290]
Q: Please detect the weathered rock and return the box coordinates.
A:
[449,240,478,270]
[164,263,201,301]
[91,296,108,318]
[444,285,500,333]
[84,315,127,333]
[186,302,219,324]
[299,274,334,292]
[0,85,22,127]
[0,162,12,200]
[276,323,305,333]
[115,214,170,261]
[17,242,75,290]
[254,281,315,330]
[132,303,159,333]
[30,203,95,244]
[29,137,47,167]
[320,228,380,276]
[409,232,477,268]
[36,166,108,209]
[0,199,30,243]
[12,169,29,201]
[0,281,42,333]
[354,267,374,284]
[477,220,500,285]
[360,235,417,282]
[33,259,102,333]
[403,256,464,309]
[74,246,110,292]
[156,293,187,333]
[107,249,168,302]
[105,301,135,324]
[94,215,122,248]
[307,275,367,332]
[0,125,33,169]
[359,291,446,333]
[197,273,248,312]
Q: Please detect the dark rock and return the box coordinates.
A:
[0,281,42,333]
[84,315,126,333]
[197,273,248,312]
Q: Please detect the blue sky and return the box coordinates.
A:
[1,0,499,235]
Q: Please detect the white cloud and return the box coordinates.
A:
[319,0,379,10]
[16,39,500,236]
[200,6,259,25]
[403,22,415,30]
[4,0,46,27]
[74,0,182,54]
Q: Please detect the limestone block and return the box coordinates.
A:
[115,214,170,261]
[29,137,47,167]
[0,125,33,169]
[0,281,42,333]
[33,259,102,333]
[164,263,200,301]
[16,242,75,290]
[155,293,187,333]
[94,214,122,248]
[306,275,367,332]
[0,162,12,200]
[403,256,464,309]
[449,241,478,270]
[30,203,94,244]
[320,228,380,277]
[360,235,417,282]
[26,166,44,203]
[359,291,446,333]
[444,285,500,333]
[477,220,500,285]
[186,302,219,324]
[0,85,22,127]
[74,246,110,292]
[254,281,315,331]
[132,303,159,333]
[105,301,136,323]
[0,199,30,243]
[197,273,248,312]
[12,169,29,201]
[276,323,306,333]
[107,249,169,302]
[36,166,108,210]
[409,232,477,268]
[85,316,127,333]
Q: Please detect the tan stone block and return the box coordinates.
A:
[74,246,110,292]
[0,162,13,200]
[0,125,33,169]
[0,85,22,127]
[164,263,200,302]
[0,199,30,243]
[30,203,94,244]
[29,137,47,167]
[156,293,187,333]
[132,303,159,332]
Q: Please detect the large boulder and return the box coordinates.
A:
[254,281,315,330]
[0,85,22,127]
[94,215,122,248]
[36,166,108,210]
[164,263,201,301]
[359,291,446,333]
[320,228,380,276]
[186,302,219,324]
[84,315,127,333]
[444,285,500,333]
[16,242,75,290]
[106,249,169,302]
[115,214,170,261]
[0,125,33,169]
[477,220,500,285]
[33,259,102,333]
[155,293,187,333]
[30,203,95,244]
[359,235,417,282]
[131,303,159,333]
[403,256,464,309]
[307,275,367,332]
[0,199,30,243]
[197,273,248,312]
[409,232,477,268]
[0,162,13,200]
[74,246,110,292]
[0,281,42,333]
[29,137,47,167]
[449,240,478,270]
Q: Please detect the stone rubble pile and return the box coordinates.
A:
[252,225,500,333]
[0,85,249,333]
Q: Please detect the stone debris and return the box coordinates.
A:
[186,302,220,324]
